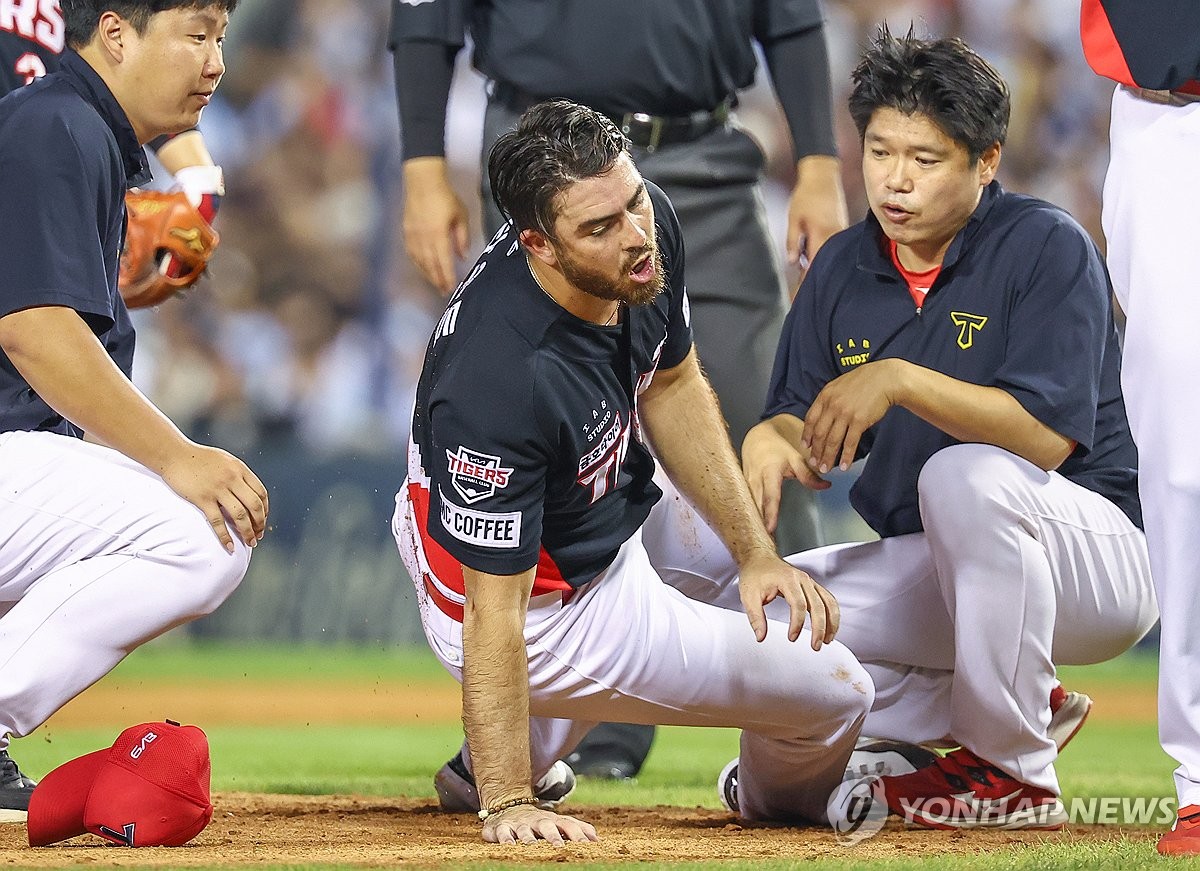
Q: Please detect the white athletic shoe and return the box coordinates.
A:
[717,738,936,814]
[433,752,576,813]
[1049,683,1092,752]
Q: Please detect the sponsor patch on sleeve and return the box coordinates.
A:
[438,487,522,548]
[446,445,514,504]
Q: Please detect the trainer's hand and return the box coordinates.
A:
[403,156,470,295]
[737,552,840,650]
[161,442,269,552]
[482,805,599,846]
[803,359,906,476]
[742,418,830,534]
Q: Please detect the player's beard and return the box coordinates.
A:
[558,242,665,308]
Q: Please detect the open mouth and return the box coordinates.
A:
[882,203,912,222]
[628,253,655,283]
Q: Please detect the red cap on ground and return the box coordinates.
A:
[27,721,213,847]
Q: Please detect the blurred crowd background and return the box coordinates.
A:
[138,0,1120,640]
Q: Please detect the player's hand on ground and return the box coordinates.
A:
[160,442,269,552]
[803,359,905,476]
[737,553,840,650]
[482,805,599,846]
[742,420,830,533]
[403,157,470,295]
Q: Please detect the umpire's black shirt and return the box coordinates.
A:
[390,0,833,162]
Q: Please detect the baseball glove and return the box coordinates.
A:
[119,189,220,309]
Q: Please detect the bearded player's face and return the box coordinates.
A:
[548,154,665,307]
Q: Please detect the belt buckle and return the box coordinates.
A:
[622,112,665,153]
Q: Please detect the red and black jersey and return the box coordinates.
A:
[1081,0,1200,90]
[0,2,63,96]
[406,182,693,595]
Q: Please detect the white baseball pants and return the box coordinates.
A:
[392,487,873,824]
[0,431,251,748]
[649,444,1156,795]
[1103,84,1200,806]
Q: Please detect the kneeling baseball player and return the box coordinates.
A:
[0,0,267,820]
[392,100,873,845]
[708,28,1156,831]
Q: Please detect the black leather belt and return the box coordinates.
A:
[616,101,732,152]
[490,82,732,153]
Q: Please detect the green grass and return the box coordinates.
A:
[8,644,1188,869]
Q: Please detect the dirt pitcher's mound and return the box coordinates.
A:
[0,792,1164,867]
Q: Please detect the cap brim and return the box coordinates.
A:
[27,749,108,847]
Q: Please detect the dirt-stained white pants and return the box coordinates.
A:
[1103,84,1200,807]
[0,431,251,748]
[392,485,873,824]
[648,444,1156,795]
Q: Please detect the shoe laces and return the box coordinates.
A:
[0,751,28,788]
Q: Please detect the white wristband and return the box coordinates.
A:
[172,165,225,206]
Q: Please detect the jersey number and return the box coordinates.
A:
[13,52,45,85]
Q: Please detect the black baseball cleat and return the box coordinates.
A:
[433,751,576,813]
[0,750,37,823]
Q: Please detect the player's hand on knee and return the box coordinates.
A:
[482,805,599,846]
[738,556,840,649]
[161,443,270,553]
[791,568,840,651]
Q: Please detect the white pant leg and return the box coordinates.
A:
[394,491,873,824]
[1103,85,1200,807]
[917,444,1156,792]
[644,471,960,745]
[0,432,251,746]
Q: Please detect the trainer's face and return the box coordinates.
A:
[549,154,664,306]
[119,6,227,141]
[862,107,1000,268]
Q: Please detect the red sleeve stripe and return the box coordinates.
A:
[1080,0,1135,86]
[406,482,573,623]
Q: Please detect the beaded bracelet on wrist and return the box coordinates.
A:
[478,796,540,820]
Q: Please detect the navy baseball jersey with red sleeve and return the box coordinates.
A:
[406,182,692,594]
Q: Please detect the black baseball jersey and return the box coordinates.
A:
[765,181,1141,538]
[406,182,692,597]
[1081,0,1200,90]
[0,2,63,95]
[0,49,147,436]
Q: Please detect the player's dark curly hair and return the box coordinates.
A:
[849,24,1009,163]
[62,0,239,49]
[488,100,629,239]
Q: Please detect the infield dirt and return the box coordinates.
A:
[0,677,1161,866]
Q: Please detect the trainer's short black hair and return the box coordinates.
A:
[488,100,629,239]
[62,1,238,50]
[849,24,1009,163]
